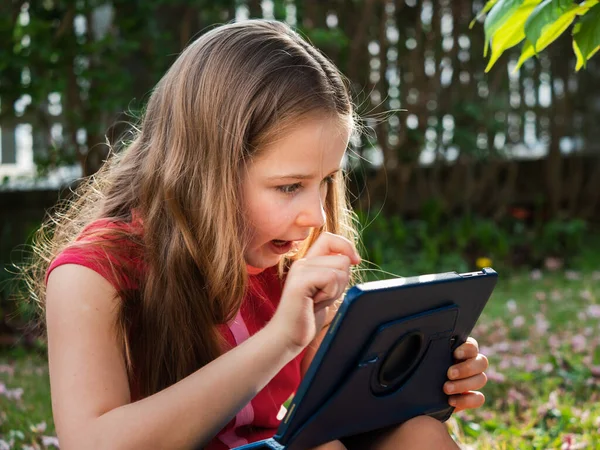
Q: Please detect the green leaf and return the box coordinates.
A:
[525,0,579,53]
[573,3,600,70]
[515,0,594,70]
[485,0,540,72]
[484,0,528,56]
[470,0,501,29]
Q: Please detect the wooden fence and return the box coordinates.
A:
[1,0,600,219]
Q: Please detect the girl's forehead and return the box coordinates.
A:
[253,116,351,170]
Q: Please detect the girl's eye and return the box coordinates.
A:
[276,174,335,195]
[277,183,302,194]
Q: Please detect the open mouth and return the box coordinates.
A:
[269,239,295,255]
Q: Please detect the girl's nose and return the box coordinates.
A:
[296,193,326,229]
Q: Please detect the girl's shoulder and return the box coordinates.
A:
[46,214,145,291]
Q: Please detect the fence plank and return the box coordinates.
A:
[0,126,17,165]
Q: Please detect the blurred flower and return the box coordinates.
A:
[510,206,530,220]
[0,365,14,376]
[565,270,581,281]
[506,299,517,313]
[480,345,493,356]
[587,305,600,318]
[525,354,539,372]
[579,290,594,301]
[548,334,561,349]
[561,434,573,450]
[549,390,560,407]
[479,411,495,421]
[41,436,59,448]
[507,388,528,407]
[535,313,550,335]
[530,269,543,280]
[537,390,561,417]
[577,311,587,321]
[476,257,492,269]
[0,383,23,401]
[496,341,511,352]
[542,362,554,373]
[7,431,23,440]
[486,367,506,383]
[545,257,563,271]
[571,334,586,353]
[512,315,525,328]
[511,356,525,368]
[30,422,47,433]
[535,291,547,301]
[560,434,587,450]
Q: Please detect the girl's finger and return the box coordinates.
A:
[466,336,479,349]
[454,338,479,360]
[448,354,489,380]
[299,254,353,272]
[305,232,361,264]
[307,267,349,304]
[444,373,488,396]
[448,391,486,412]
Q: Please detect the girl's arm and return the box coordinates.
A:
[46,264,300,450]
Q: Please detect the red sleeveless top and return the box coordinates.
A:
[46,217,304,449]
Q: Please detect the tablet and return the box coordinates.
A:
[235,268,498,450]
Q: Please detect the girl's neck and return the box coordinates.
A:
[246,265,266,275]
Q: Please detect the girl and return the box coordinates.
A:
[29,19,489,449]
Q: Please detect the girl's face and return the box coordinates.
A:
[242,116,350,269]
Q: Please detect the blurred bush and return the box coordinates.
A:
[357,203,590,278]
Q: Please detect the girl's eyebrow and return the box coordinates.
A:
[267,168,341,181]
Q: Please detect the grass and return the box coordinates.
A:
[0,346,56,448]
[1,269,600,449]
[449,269,600,449]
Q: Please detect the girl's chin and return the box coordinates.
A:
[244,250,283,269]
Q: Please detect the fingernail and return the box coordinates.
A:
[449,368,458,379]
[449,398,457,407]
[455,349,464,359]
[446,382,454,393]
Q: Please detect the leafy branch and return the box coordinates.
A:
[474,0,600,71]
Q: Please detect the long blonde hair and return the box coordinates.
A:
[24,19,359,398]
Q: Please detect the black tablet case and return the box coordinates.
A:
[233,268,498,450]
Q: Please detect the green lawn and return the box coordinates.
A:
[450,269,600,449]
[0,346,56,449]
[1,269,599,449]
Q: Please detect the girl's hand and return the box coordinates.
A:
[443,337,489,412]
[269,232,361,353]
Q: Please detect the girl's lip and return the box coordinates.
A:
[269,240,293,255]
